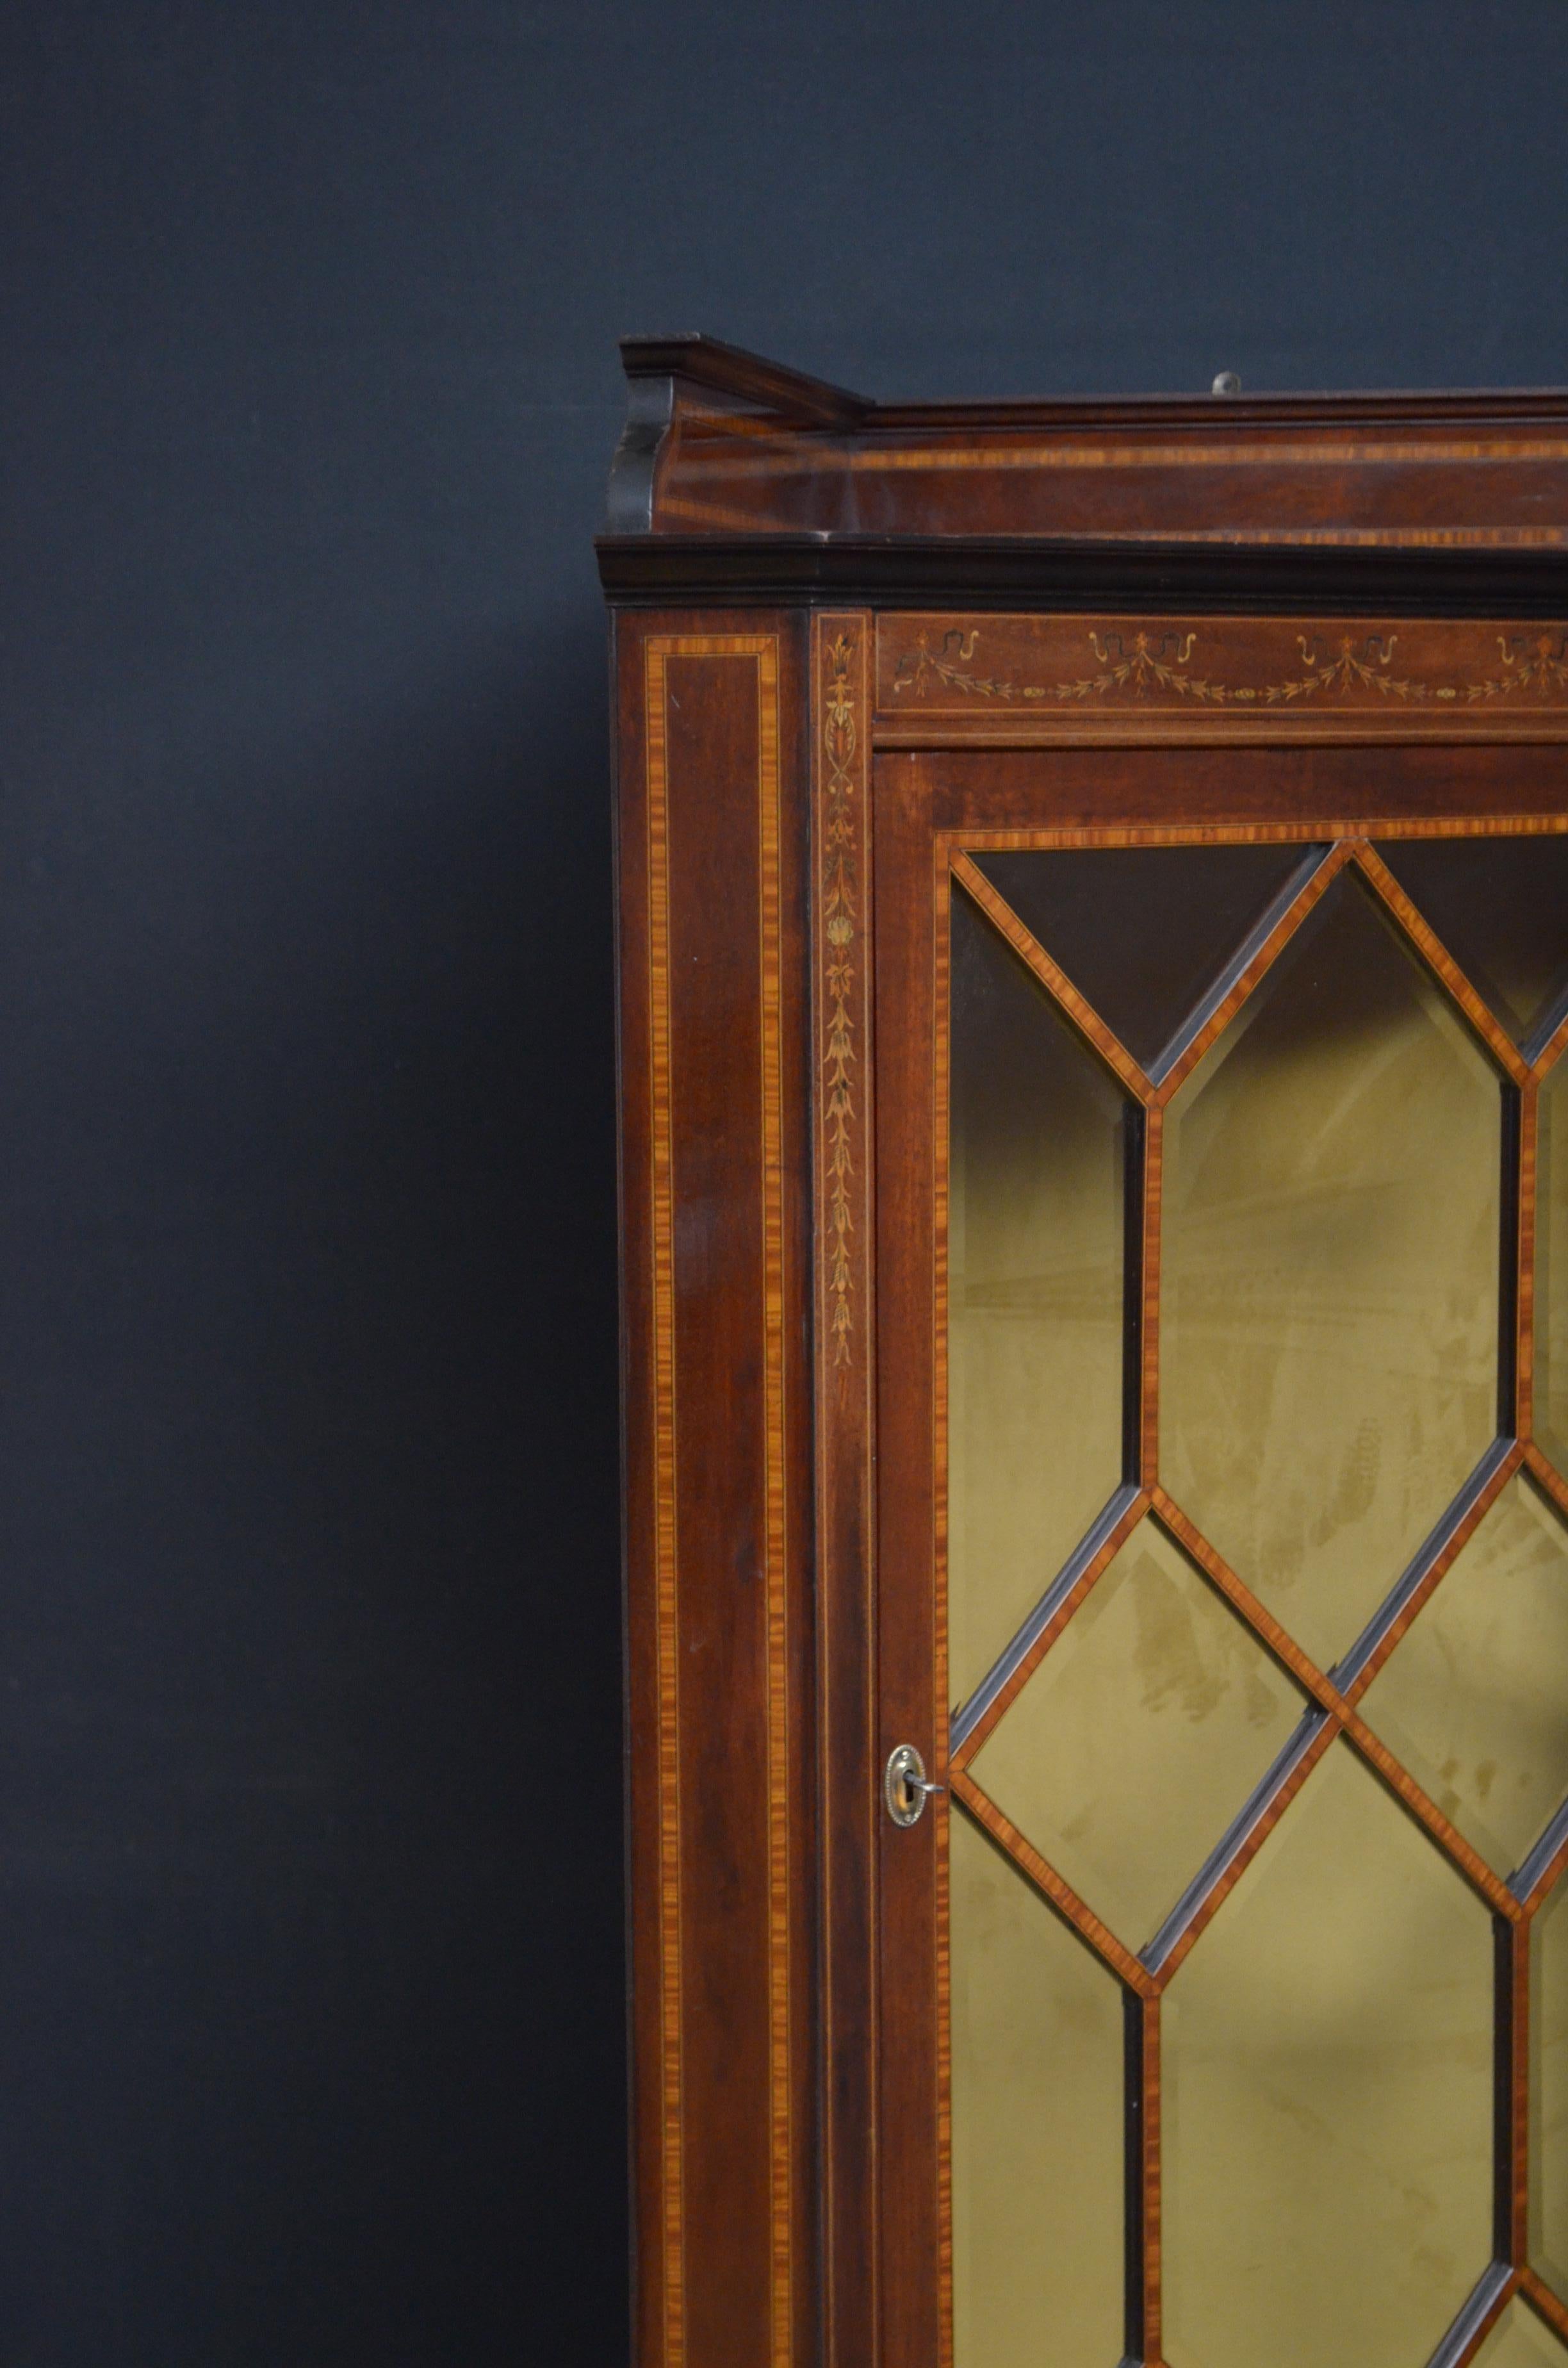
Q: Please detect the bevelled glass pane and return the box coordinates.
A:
[975,843,1313,1074]
[1540,1059,1568,1475]
[1534,1875,1568,2296]
[1163,875,1501,1671]
[950,1810,1124,2368]
[970,1516,1303,1945]
[949,888,1128,1704]
[1473,2299,1568,2367]
[1378,832,1568,1045]
[1164,1741,1494,2368]
[1360,1474,1568,1875]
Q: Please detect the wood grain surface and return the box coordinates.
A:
[609,346,1568,2364]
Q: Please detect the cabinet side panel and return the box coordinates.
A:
[616,614,814,2368]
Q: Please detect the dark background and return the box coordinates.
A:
[3,2,1567,2359]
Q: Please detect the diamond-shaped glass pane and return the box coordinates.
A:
[1473,2301,1568,2367]
[969,1515,1304,1945]
[974,842,1314,1074]
[1163,874,1501,1670]
[1378,832,1568,1046]
[1164,1741,1494,2368]
[949,886,1129,1704]
[1360,1474,1568,1875]
[950,1811,1124,2368]
[1534,1875,1568,2298]
[1540,1058,1568,1476]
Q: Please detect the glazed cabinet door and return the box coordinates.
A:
[872,739,1568,2368]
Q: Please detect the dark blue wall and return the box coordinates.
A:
[2,3,1565,2357]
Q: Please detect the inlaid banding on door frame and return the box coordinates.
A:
[817,620,867,1367]
[934,806,1568,2368]
[810,610,881,2368]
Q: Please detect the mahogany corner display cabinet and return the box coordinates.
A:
[598,334,1568,2368]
